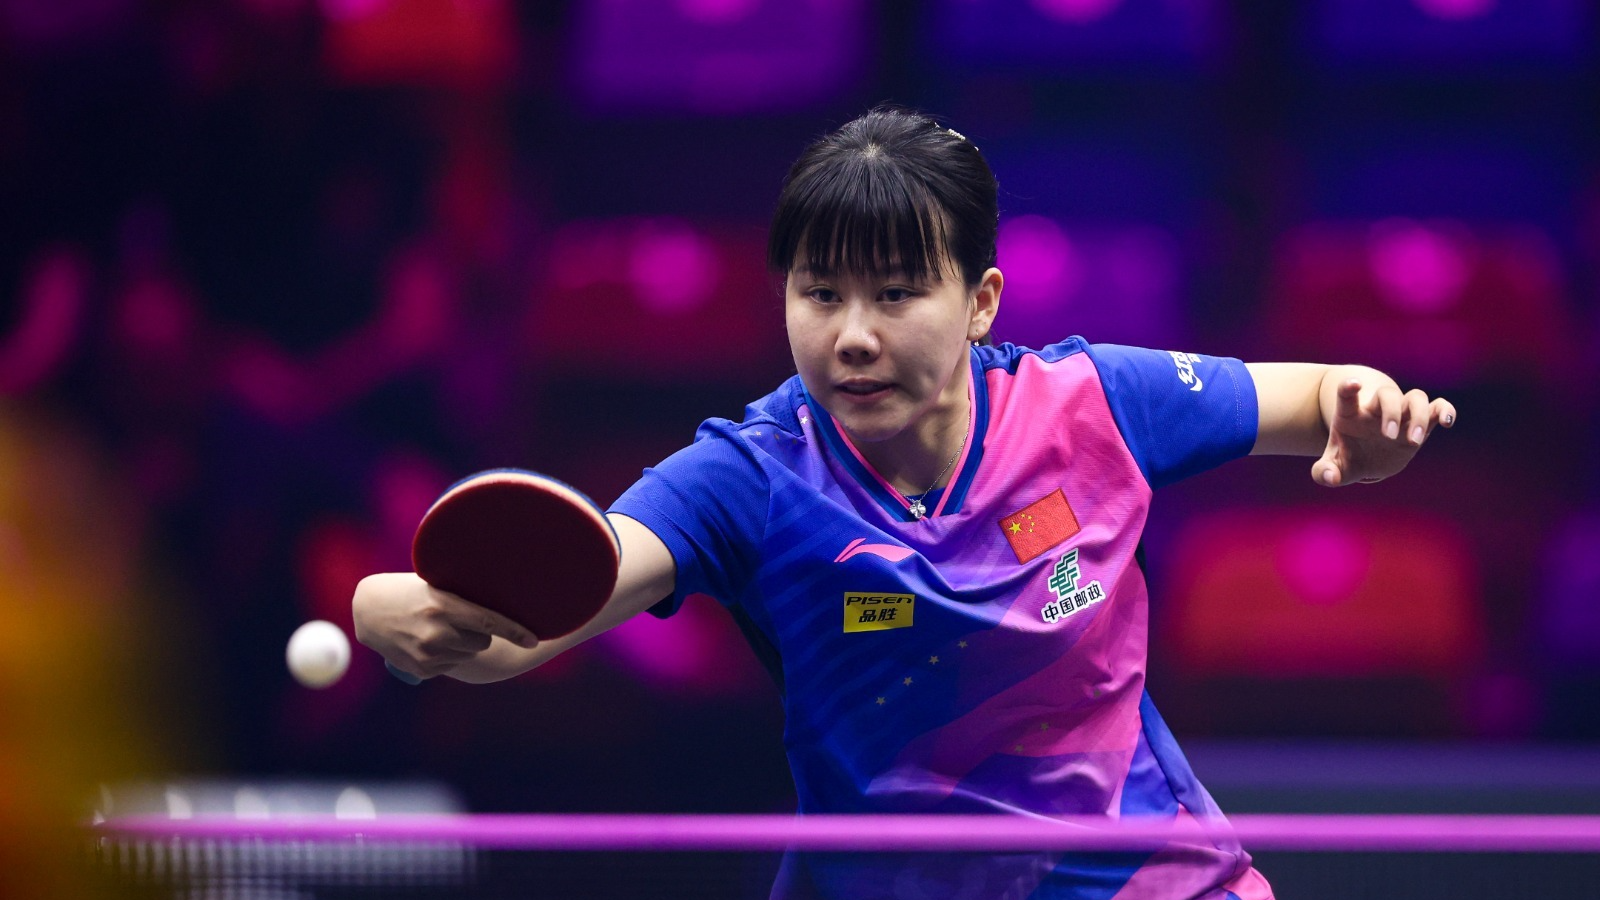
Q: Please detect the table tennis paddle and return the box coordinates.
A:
[387,468,621,685]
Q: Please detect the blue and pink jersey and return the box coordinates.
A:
[611,338,1274,900]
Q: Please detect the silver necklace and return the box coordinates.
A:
[908,406,970,521]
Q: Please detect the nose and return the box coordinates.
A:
[835,300,880,363]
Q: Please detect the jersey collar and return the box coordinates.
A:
[804,347,989,523]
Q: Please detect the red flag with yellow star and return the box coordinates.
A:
[998,489,1080,564]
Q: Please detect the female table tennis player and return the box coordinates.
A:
[354,107,1456,899]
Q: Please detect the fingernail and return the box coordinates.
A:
[1444,414,1454,426]
[1411,426,1423,444]
[1385,421,1399,440]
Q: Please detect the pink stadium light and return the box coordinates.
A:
[597,594,762,696]
[116,280,197,359]
[995,217,1185,349]
[1412,0,1497,21]
[996,215,1084,313]
[1367,218,1472,314]
[0,248,88,395]
[319,0,389,22]
[531,219,779,377]
[678,0,763,25]
[1274,518,1372,608]
[1267,220,1574,384]
[627,219,722,316]
[1028,0,1124,24]
[1168,509,1482,677]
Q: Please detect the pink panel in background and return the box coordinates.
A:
[1162,508,1482,677]
[1029,0,1125,24]
[1265,219,1577,384]
[594,593,769,698]
[0,247,89,396]
[529,217,784,379]
[1412,0,1497,21]
[571,0,867,113]
[1366,217,1473,314]
[321,0,516,89]
[994,216,1186,349]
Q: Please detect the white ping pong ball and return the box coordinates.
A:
[286,620,351,689]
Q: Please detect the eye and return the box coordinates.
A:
[880,287,916,303]
[807,287,840,304]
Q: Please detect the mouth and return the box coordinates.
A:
[834,379,894,404]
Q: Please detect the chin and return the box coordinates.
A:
[831,411,907,445]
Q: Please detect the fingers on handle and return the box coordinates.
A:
[436,628,493,654]
[436,597,539,649]
[387,654,463,683]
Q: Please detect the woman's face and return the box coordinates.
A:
[785,259,1001,453]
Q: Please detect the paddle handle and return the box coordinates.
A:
[386,661,423,685]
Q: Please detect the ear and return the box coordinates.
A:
[967,267,1003,343]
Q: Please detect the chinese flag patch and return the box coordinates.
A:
[999,489,1081,564]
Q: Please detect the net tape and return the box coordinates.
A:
[93,813,1600,853]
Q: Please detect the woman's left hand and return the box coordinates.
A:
[1314,379,1457,487]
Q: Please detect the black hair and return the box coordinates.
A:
[767,107,999,289]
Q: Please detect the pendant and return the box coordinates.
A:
[908,498,926,520]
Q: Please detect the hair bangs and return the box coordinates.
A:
[772,155,952,284]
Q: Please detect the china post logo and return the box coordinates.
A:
[843,592,915,633]
[1041,548,1104,625]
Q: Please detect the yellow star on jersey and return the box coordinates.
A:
[903,677,913,686]
[929,655,939,665]
[958,640,968,649]
[1008,521,1022,534]
[876,696,885,706]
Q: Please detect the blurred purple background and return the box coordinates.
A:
[0,0,1596,828]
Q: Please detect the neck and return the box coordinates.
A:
[857,383,971,498]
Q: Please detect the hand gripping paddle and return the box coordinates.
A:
[387,469,621,684]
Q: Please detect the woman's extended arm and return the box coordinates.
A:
[352,513,676,683]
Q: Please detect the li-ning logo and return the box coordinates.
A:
[1041,548,1105,625]
[1169,351,1204,392]
[835,538,915,564]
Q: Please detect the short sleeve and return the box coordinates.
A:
[608,419,769,617]
[1082,343,1258,489]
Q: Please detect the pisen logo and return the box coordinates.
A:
[843,592,915,633]
[1041,548,1104,625]
[1169,351,1204,392]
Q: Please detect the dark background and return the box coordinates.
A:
[2,3,1597,883]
